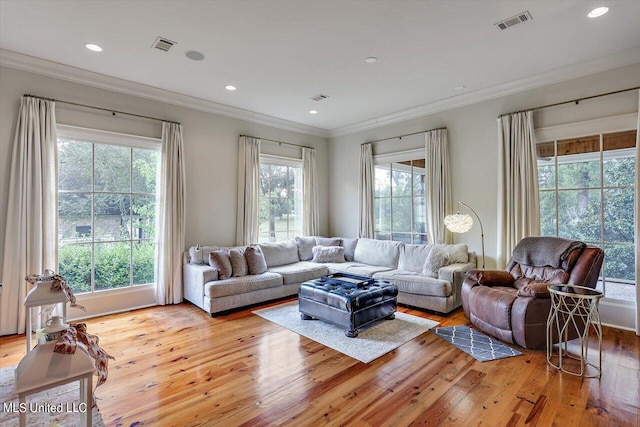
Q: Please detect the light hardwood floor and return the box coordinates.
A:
[1,299,638,426]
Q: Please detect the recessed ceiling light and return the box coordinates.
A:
[365,57,377,64]
[85,43,103,52]
[225,85,237,91]
[309,110,318,115]
[454,85,466,91]
[185,50,205,61]
[588,6,609,18]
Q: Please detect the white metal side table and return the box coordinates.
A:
[546,284,603,379]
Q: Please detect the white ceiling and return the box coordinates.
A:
[1,0,640,136]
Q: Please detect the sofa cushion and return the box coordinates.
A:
[341,238,358,262]
[311,246,346,263]
[259,240,300,267]
[229,248,248,277]
[398,244,432,273]
[435,243,469,264]
[343,264,394,277]
[209,250,232,280]
[316,237,342,246]
[354,238,402,269]
[422,247,449,278]
[373,270,452,297]
[295,236,316,261]
[245,245,268,275]
[267,261,329,285]
[325,261,363,275]
[204,272,283,298]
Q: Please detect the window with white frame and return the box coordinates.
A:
[57,126,160,294]
[537,130,636,301]
[374,149,427,244]
[259,154,303,242]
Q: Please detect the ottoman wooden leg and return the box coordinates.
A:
[345,329,358,338]
[301,313,313,320]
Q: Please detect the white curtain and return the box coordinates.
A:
[236,136,261,245]
[425,128,452,244]
[156,122,186,305]
[359,143,375,238]
[302,147,319,236]
[635,89,640,336]
[497,111,541,268]
[0,96,58,335]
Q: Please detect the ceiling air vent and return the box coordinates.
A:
[310,94,329,102]
[152,36,177,52]
[494,11,533,30]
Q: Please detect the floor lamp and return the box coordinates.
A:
[444,201,485,269]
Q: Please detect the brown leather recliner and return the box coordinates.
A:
[461,237,604,350]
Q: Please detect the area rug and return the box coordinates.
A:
[0,365,105,426]
[432,325,522,362]
[253,301,439,363]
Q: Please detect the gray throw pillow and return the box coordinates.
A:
[295,236,316,261]
[209,250,232,280]
[315,237,342,247]
[245,245,267,275]
[421,247,449,278]
[437,243,469,264]
[229,248,248,277]
[311,246,346,263]
[341,238,358,262]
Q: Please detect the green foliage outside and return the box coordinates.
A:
[374,161,427,244]
[259,163,302,242]
[539,154,635,282]
[57,138,159,293]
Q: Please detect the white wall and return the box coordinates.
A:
[0,66,330,285]
[328,63,640,270]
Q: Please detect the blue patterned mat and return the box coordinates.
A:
[432,325,522,362]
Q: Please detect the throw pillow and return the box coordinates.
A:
[421,247,449,278]
[245,245,267,275]
[315,237,342,247]
[341,238,358,262]
[311,246,346,263]
[295,236,316,261]
[445,243,469,264]
[209,250,232,280]
[229,248,248,277]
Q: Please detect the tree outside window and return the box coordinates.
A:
[57,130,159,294]
[374,159,427,244]
[259,156,302,242]
[537,131,636,301]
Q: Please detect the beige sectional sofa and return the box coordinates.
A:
[183,237,476,316]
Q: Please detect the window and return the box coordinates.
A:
[57,126,160,294]
[259,155,302,242]
[374,157,427,244]
[537,130,636,301]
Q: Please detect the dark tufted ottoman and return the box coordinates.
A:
[298,273,398,337]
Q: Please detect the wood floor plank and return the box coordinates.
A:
[1,301,638,426]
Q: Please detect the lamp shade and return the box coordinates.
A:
[444,213,474,233]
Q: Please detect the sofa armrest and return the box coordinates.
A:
[516,282,551,299]
[466,269,515,287]
[438,262,474,310]
[183,263,218,309]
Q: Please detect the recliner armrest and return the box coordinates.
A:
[516,282,551,299]
[466,269,514,287]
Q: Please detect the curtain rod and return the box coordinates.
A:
[361,127,446,145]
[240,134,314,150]
[23,94,181,125]
[499,86,640,118]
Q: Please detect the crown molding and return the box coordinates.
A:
[0,49,330,139]
[329,48,640,138]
